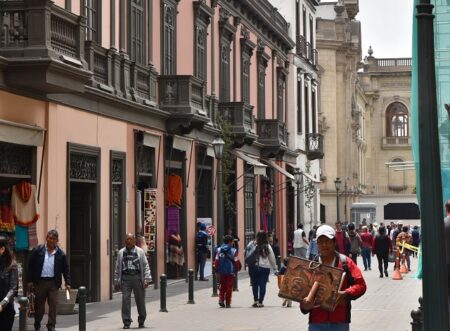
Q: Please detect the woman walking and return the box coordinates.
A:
[245,231,277,307]
[372,226,392,278]
[0,237,18,331]
[360,226,374,271]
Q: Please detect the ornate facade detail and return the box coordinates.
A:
[70,154,98,181]
[112,159,124,182]
[0,143,33,176]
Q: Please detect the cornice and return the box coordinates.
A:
[193,1,214,25]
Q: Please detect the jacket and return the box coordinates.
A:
[0,262,18,308]
[27,245,70,289]
[114,246,151,286]
[372,234,392,256]
[348,232,362,254]
[301,252,367,324]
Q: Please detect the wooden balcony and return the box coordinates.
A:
[218,102,257,147]
[256,119,288,158]
[306,133,324,160]
[382,136,411,149]
[0,0,91,93]
[158,75,209,134]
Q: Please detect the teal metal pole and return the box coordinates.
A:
[78,287,87,331]
[416,1,449,330]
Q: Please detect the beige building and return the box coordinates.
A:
[316,1,417,225]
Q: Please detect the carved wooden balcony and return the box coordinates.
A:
[256,119,288,158]
[306,133,324,160]
[218,102,257,147]
[0,0,91,93]
[158,75,209,134]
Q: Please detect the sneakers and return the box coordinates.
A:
[219,301,225,308]
[225,304,231,308]
[138,323,145,328]
[282,299,287,307]
[252,301,259,308]
[287,302,292,307]
[257,303,264,308]
[379,273,383,278]
[384,270,389,277]
[123,326,130,330]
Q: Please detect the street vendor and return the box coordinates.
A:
[300,225,367,331]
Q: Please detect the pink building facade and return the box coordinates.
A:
[0,0,299,301]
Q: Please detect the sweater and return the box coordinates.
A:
[114,246,151,286]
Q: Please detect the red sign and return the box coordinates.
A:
[206,225,216,236]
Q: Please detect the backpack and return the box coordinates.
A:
[217,245,235,275]
[195,231,208,253]
[245,242,259,267]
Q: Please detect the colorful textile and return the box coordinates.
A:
[167,206,180,236]
[11,182,39,226]
[28,223,38,249]
[166,174,182,207]
[0,204,14,233]
[15,225,29,251]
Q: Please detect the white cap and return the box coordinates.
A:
[316,225,336,239]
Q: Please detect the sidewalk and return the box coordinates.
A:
[15,258,422,331]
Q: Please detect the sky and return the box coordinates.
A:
[357,0,414,59]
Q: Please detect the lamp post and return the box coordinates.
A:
[344,178,348,223]
[294,168,303,226]
[416,1,448,329]
[334,177,341,222]
[212,137,225,242]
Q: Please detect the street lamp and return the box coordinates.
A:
[334,177,341,222]
[294,168,303,226]
[344,178,348,223]
[212,137,225,242]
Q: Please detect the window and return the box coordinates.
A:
[312,88,316,133]
[304,78,310,134]
[240,30,255,104]
[82,0,101,42]
[162,1,178,75]
[309,15,314,48]
[297,70,302,134]
[244,163,255,248]
[129,0,146,65]
[193,2,213,83]
[295,1,300,37]
[303,6,307,38]
[219,10,235,102]
[257,43,269,119]
[277,67,286,121]
[386,102,409,137]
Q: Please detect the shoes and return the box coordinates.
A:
[252,301,259,308]
[138,323,145,328]
[379,274,383,278]
[286,301,292,307]
[123,325,130,329]
[47,328,55,331]
[199,278,209,281]
[369,267,372,270]
[364,268,367,271]
[226,304,231,308]
[219,301,225,308]
[384,270,389,277]
[257,303,264,308]
[408,268,411,272]
[282,299,287,307]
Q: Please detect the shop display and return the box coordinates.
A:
[11,181,39,226]
[166,173,182,207]
[144,189,157,252]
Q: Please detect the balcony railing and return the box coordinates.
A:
[296,35,318,67]
[256,119,287,147]
[219,102,257,146]
[382,136,411,149]
[306,133,324,160]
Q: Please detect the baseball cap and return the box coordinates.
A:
[199,223,206,230]
[316,225,336,239]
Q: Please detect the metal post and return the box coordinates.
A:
[78,286,87,331]
[217,159,224,243]
[416,1,449,330]
[188,269,195,304]
[410,296,423,331]
[212,265,218,297]
[336,187,340,222]
[296,179,301,226]
[344,179,348,223]
[159,274,168,312]
[18,296,28,331]
[233,273,239,291]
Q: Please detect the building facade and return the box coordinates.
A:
[0,0,297,301]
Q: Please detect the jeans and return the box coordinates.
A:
[361,247,371,270]
[309,323,350,331]
[249,266,271,304]
[196,251,207,279]
[376,254,389,275]
[294,247,307,258]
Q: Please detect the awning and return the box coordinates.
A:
[173,135,193,152]
[229,150,267,176]
[0,119,46,146]
[261,158,295,180]
[143,132,161,148]
[206,146,215,158]
[302,172,321,183]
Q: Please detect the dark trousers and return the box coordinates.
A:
[350,253,358,265]
[361,247,372,270]
[0,303,15,331]
[376,254,389,275]
[218,274,234,305]
[249,266,271,304]
[121,274,146,327]
[34,279,58,329]
[196,252,207,280]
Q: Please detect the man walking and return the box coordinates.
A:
[114,233,151,329]
[195,223,209,281]
[27,230,71,331]
[293,224,309,258]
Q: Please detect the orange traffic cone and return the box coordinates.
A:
[392,257,403,280]
[399,254,408,273]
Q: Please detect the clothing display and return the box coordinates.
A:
[0,189,14,233]
[168,233,184,266]
[166,174,182,207]
[11,182,39,226]
[167,207,180,236]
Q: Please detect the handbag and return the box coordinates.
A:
[278,256,346,312]
[388,253,396,263]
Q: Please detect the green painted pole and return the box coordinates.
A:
[187,269,195,304]
[416,1,449,330]
[159,274,168,312]
[18,296,29,331]
[78,287,87,331]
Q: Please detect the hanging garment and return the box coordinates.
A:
[11,182,39,226]
[0,188,14,233]
[167,206,180,236]
[15,224,29,251]
[166,174,182,207]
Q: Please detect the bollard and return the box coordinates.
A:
[212,266,218,297]
[159,274,168,312]
[410,296,423,331]
[187,269,195,304]
[78,286,87,331]
[233,272,239,292]
[18,296,29,331]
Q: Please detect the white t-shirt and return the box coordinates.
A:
[293,228,307,249]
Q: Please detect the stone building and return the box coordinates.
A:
[0,0,297,301]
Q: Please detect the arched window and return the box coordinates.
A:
[386,102,409,137]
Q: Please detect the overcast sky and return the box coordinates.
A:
[357,0,414,59]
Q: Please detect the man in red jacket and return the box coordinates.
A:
[300,225,367,331]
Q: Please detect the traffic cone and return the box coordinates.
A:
[399,254,408,273]
[392,257,403,280]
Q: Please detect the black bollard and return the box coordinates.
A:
[159,274,168,312]
[78,286,87,331]
[233,272,239,291]
[187,269,195,304]
[18,296,29,331]
[410,296,423,331]
[212,266,218,297]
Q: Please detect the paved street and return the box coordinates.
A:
[14,258,421,331]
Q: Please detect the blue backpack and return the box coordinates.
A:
[217,245,235,275]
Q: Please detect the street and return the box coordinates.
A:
[14,257,422,331]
